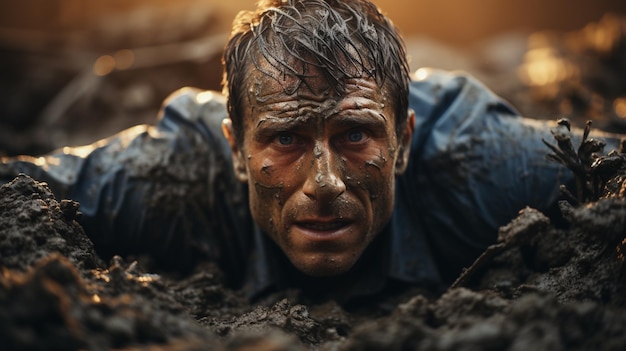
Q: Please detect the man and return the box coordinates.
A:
[0,0,608,303]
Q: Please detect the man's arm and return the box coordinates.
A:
[0,88,252,276]
[402,68,621,281]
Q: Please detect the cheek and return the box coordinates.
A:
[345,145,393,193]
[344,145,396,218]
[249,157,282,208]
[247,155,304,226]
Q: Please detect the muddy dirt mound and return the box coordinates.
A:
[0,174,101,272]
[453,203,626,306]
[0,254,220,351]
[342,288,626,351]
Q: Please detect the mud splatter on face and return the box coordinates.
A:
[237,61,407,277]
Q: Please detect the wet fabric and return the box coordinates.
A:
[0,69,612,300]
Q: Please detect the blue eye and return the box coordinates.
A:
[347,130,364,142]
[277,133,293,145]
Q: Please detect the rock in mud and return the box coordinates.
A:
[0,174,102,272]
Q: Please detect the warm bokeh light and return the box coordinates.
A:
[517,36,579,90]
[93,55,116,76]
[580,14,623,53]
[93,50,135,76]
[615,98,626,119]
[114,49,135,70]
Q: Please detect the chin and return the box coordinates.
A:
[290,253,357,277]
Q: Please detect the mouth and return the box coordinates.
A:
[297,220,348,231]
[292,219,353,239]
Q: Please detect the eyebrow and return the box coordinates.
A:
[254,102,389,131]
[254,114,315,134]
[330,110,389,129]
[335,97,387,121]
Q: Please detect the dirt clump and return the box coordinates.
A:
[0,174,101,272]
[0,254,221,351]
[343,288,626,351]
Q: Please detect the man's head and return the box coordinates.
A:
[221,0,415,277]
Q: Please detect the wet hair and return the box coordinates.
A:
[222,0,410,144]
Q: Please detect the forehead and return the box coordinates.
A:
[241,59,391,116]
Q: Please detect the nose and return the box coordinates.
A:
[302,141,346,202]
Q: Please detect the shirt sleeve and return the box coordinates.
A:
[0,88,252,276]
[401,68,620,281]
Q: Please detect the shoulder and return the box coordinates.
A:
[158,87,228,136]
[407,68,521,157]
[408,68,517,119]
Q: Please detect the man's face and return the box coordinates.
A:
[223,64,414,277]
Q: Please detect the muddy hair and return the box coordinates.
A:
[222,0,411,144]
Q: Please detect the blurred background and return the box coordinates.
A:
[1,0,625,156]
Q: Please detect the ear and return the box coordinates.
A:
[222,118,249,183]
[395,109,415,175]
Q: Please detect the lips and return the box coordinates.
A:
[292,217,356,241]
[295,220,350,232]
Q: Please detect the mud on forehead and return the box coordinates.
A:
[241,53,390,115]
